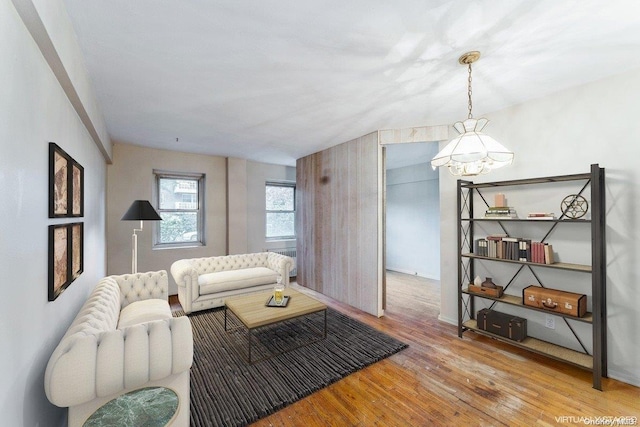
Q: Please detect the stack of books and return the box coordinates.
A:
[474,236,555,264]
[484,207,518,219]
[527,212,556,220]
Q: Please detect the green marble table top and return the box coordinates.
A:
[83,386,178,427]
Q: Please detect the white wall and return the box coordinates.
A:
[246,160,296,253]
[11,0,112,161]
[1,1,109,425]
[438,68,640,387]
[227,157,248,254]
[386,162,440,279]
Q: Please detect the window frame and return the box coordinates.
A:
[153,170,205,248]
[265,181,296,241]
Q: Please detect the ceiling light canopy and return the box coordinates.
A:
[431,51,513,176]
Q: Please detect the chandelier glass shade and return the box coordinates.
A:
[431,51,513,176]
[431,117,514,176]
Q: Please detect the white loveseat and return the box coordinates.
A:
[44,270,193,427]
[171,252,294,313]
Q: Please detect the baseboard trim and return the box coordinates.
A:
[386,267,439,281]
[437,314,457,325]
[607,368,640,388]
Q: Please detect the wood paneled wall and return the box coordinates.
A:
[296,132,383,317]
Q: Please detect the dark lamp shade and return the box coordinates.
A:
[121,200,162,221]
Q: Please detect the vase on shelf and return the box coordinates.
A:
[481,277,497,289]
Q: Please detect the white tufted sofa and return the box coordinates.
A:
[171,252,294,314]
[44,270,193,427]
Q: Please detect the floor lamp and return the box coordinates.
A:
[121,200,162,273]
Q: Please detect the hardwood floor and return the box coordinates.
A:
[242,271,640,426]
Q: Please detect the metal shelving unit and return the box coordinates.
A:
[457,164,607,390]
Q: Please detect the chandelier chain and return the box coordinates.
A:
[430,50,514,176]
[467,63,473,119]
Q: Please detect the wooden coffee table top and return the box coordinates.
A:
[225,289,327,329]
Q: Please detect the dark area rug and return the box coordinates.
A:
[174,306,408,427]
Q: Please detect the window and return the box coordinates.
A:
[154,171,205,246]
[266,182,295,240]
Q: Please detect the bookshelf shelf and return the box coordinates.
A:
[459,172,591,189]
[461,253,591,272]
[462,218,591,223]
[456,164,606,390]
[462,320,593,370]
[461,288,593,323]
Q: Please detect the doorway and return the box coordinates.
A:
[384,142,441,310]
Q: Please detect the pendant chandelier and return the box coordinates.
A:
[431,51,513,176]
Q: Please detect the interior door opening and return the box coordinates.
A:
[383,142,441,313]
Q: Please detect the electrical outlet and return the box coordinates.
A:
[545,315,555,329]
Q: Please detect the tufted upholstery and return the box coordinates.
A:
[44,270,193,427]
[171,252,293,313]
[116,271,169,308]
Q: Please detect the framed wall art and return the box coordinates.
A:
[70,222,84,280]
[48,222,83,301]
[49,143,84,218]
[71,161,84,216]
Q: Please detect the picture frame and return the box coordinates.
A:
[48,223,70,301]
[49,143,84,218]
[71,160,84,217]
[49,143,69,217]
[48,222,83,301]
[70,222,84,280]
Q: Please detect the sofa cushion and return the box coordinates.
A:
[117,299,172,329]
[198,267,278,295]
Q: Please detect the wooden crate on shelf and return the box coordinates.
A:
[468,284,504,298]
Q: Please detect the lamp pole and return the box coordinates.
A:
[131,220,144,274]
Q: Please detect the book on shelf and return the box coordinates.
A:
[531,242,542,263]
[474,238,488,257]
[519,239,531,262]
[484,206,518,219]
[473,236,554,264]
[530,242,554,264]
[502,237,519,261]
[485,207,517,212]
[544,244,555,264]
[487,234,507,240]
[528,212,557,220]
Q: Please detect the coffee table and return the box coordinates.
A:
[224,288,327,363]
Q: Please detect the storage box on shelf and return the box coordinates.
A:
[456,164,606,390]
[477,308,527,342]
[468,283,504,298]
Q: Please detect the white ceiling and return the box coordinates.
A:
[62,0,640,166]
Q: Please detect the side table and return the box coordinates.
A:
[83,387,178,426]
